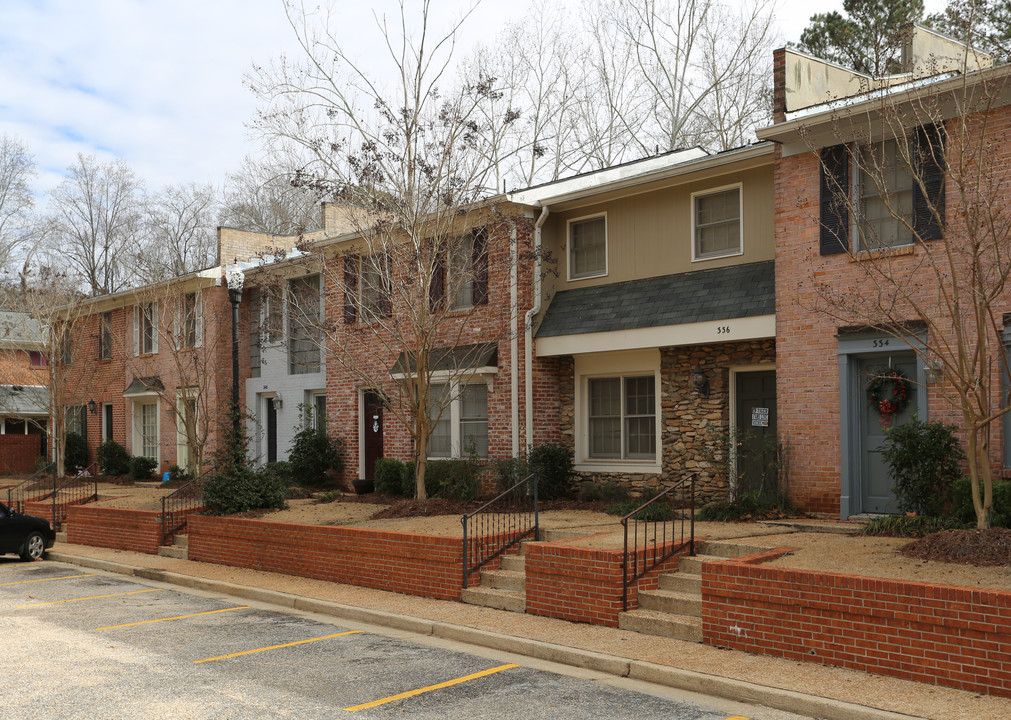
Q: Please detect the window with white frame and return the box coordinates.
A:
[179,292,202,348]
[99,311,113,359]
[264,286,283,343]
[856,138,914,249]
[136,302,158,355]
[360,255,391,321]
[288,274,321,375]
[450,235,476,309]
[587,375,656,460]
[693,186,741,260]
[102,403,114,442]
[136,401,159,461]
[427,381,489,458]
[568,215,607,279]
[249,288,261,378]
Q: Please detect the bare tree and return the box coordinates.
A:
[134,182,219,282]
[250,0,528,499]
[220,154,322,235]
[810,65,1011,529]
[48,154,143,295]
[0,135,37,278]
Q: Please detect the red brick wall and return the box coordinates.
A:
[66,505,163,554]
[525,541,690,627]
[0,435,42,473]
[702,555,1011,698]
[187,515,479,600]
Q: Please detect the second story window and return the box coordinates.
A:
[693,186,742,260]
[288,274,321,375]
[856,138,913,249]
[29,350,47,368]
[429,228,490,311]
[568,215,607,280]
[135,302,158,355]
[249,288,261,378]
[344,254,391,324]
[99,311,113,359]
[179,292,202,348]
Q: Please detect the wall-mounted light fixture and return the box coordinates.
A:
[271,394,283,410]
[692,366,710,398]
[87,399,98,415]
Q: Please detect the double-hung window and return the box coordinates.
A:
[427,381,489,458]
[568,215,607,279]
[588,375,656,460]
[855,138,914,249]
[693,186,742,260]
[139,402,158,460]
[136,302,158,355]
[99,311,113,359]
[179,292,202,348]
[288,275,321,375]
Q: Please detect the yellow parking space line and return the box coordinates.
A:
[0,573,95,586]
[344,663,520,712]
[725,716,751,720]
[194,630,362,664]
[17,588,159,608]
[97,605,248,630]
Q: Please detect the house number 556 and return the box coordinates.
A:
[716,326,731,334]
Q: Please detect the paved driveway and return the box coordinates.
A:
[0,560,808,720]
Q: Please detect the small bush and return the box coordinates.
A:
[261,461,293,485]
[882,419,964,517]
[34,456,52,473]
[493,457,529,494]
[97,439,131,476]
[425,459,480,501]
[288,423,344,488]
[861,514,967,537]
[605,495,680,521]
[697,492,762,521]
[953,478,1011,528]
[64,432,88,471]
[579,481,629,503]
[375,458,409,495]
[130,456,158,481]
[165,464,192,483]
[527,443,575,500]
[315,489,342,503]
[202,466,287,515]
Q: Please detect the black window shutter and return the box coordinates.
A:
[378,252,392,318]
[819,145,850,255]
[913,123,945,242]
[472,227,489,305]
[343,255,358,324]
[429,242,446,311]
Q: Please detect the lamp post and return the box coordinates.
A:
[226,267,245,442]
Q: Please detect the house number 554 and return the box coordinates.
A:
[716,326,731,334]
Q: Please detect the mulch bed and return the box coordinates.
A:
[368,496,617,519]
[900,528,1011,566]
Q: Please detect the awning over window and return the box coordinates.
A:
[391,342,498,376]
[123,376,165,397]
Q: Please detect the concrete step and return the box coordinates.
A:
[481,568,525,592]
[461,586,525,613]
[157,545,188,560]
[658,572,701,594]
[539,528,591,542]
[677,554,723,575]
[55,531,68,544]
[637,589,702,617]
[618,609,702,643]
[498,554,525,572]
[697,540,768,558]
[173,534,188,547]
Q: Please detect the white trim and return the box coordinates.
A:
[728,363,777,492]
[131,399,160,465]
[175,388,197,471]
[566,212,608,281]
[690,182,744,262]
[390,367,498,382]
[425,379,490,459]
[536,314,776,357]
[357,389,365,480]
[101,403,114,442]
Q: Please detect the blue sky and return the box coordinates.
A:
[0,0,945,198]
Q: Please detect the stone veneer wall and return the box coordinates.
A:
[558,340,775,503]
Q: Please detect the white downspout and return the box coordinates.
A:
[509,222,519,457]
[524,206,550,453]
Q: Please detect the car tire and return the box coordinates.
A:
[20,531,46,562]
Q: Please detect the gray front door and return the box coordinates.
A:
[734,370,777,500]
[858,353,917,514]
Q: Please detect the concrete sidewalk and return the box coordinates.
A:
[46,543,1002,720]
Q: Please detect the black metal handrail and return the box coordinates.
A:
[45,462,100,528]
[461,472,539,589]
[6,463,56,513]
[621,473,696,611]
[160,467,215,545]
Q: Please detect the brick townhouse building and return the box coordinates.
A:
[757,25,1007,517]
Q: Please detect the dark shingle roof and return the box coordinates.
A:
[536,261,775,338]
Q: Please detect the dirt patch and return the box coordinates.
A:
[900,528,1011,566]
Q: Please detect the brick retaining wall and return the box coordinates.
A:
[66,505,163,554]
[702,553,1011,698]
[0,435,42,474]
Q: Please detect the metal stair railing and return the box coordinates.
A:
[621,473,696,611]
[160,468,215,545]
[461,472,539,589]
[46,462,100,529]
[6,463,56,513]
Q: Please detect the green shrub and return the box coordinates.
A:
[165,464,192,483]
[605,495,680,521]
[130,456,158,480]
[697,492,761,521]
[861,514,967,537]
[881,419,964,517]
[527,444,575,500]
[64,432,87,471]
[202,466,287,515]
[579,481,629,503]
[288,424,344,488]
[97,439,131,476]
[953,478,1011,528]
[261,461,293,485]
[425,459,480,500]
[375,458,409,495]
[493,457,529,494]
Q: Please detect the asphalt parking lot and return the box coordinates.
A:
[0,559,808,720]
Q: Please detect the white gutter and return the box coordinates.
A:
[509,222,519,457]
[524,206,550,452]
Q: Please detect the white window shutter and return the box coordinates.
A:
[151,302,159,354]
[133,306,140,356]
[195,292,203,347]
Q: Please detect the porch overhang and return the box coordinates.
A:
[123,376,165,397]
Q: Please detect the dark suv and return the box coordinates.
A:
[0,501,55,561]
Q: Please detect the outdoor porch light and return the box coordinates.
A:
[692,366,710,398]
[87,399,98,415]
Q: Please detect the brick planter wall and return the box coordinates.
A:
[0,435,43,474]
[702,554,1011,698]
[187,515,481,601]
[525,541,691,627]
[66,505,163,554]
